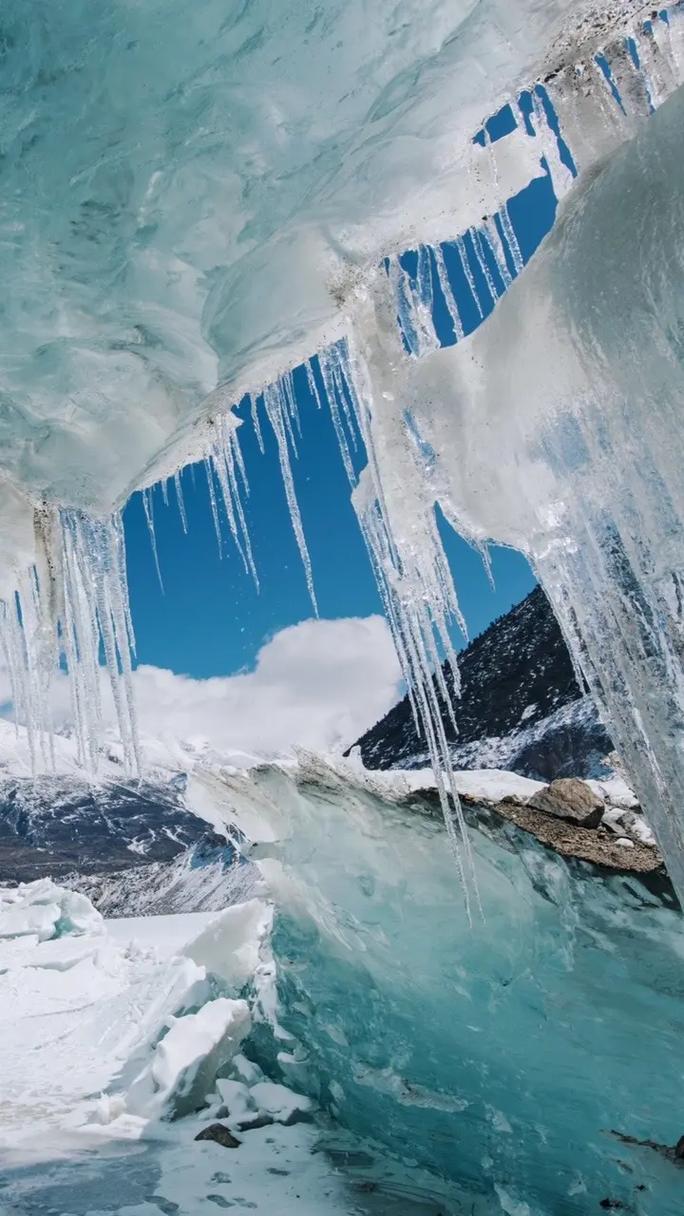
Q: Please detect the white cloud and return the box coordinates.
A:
[1,616,402,766]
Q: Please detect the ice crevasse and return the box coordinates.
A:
[0,2,683,897]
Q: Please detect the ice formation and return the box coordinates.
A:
[3,767,679,1214]
[0,3,683,898]
[182,758,684,1216]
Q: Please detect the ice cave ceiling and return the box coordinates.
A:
[0,0,661,580]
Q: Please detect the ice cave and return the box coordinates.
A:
[0,2,682,1215]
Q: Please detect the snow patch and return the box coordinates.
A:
[0,878,103,941]
[125,997,251,1120]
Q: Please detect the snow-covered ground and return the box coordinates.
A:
[0,881,354,1216]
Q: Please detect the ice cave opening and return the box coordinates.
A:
[0,0,682,907]
[1,6,684,1216]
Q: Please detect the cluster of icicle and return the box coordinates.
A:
[0,511,138,774]
[1,3,681,911]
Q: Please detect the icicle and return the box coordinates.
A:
[433,245,464,342]
[230,421,250,495]
[0,506,143,778]
[305,359,323,411]
[249,393,265,454]
[498,203,524,276]
[527,90,575,199]
[661,5,684,82]
[329,350,359,453]
[470,228,500,302]
[606,37,653,117]
[208,415,259,587]
[593,52,627,115]
[643,18,677,107]
[319,345,356,486]
[174,470,188,534]
[262,379,318,614]
[455,235,484,319]
[478,541,496,591]
[60,510,141,775]
[142,487,164,592]
[204,456,224,553]
[483,218,512,290]
[321,315,479,912]
[388,251,440,356]
[281,369,303,443]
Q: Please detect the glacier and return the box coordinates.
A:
[2,762,682,1216]
[0,3,683,887]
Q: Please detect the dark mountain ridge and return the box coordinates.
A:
[352,585,613,780]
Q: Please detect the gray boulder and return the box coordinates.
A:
[526,778,604,828]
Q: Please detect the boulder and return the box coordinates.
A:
[526,778,604,828]
[194,1123,241,1149]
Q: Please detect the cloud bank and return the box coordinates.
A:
[1,616,402,766]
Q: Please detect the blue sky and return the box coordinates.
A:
[123,96,559,682]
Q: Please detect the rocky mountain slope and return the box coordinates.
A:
[0,773,205,883]
[68,831,258,917]
[0,768,254,914]
[352,585,613,780]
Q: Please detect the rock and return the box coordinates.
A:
[194,1123,241,1149]
[611,1128,684,1165]
[526,778,604,828]
[236,1114,274,1131]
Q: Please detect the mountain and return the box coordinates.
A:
[0,769,257,915]
[0,773,204,884]
[352,586,613,780]
[67,831,258,917]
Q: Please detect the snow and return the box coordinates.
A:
[249,1081,313,1125]
[215,1077,257,1124]
[400,767,545,804]
[0,878,104,941]
[587,776,640,811]
[0,888,353,1215]
[0,896,242,1154]
[125,997,251,1120]
[330,756,546,805]
[184,899,273,991]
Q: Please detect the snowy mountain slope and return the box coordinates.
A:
[0,772,219,883]
[353,585,613,778]
[68,832,258,917]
